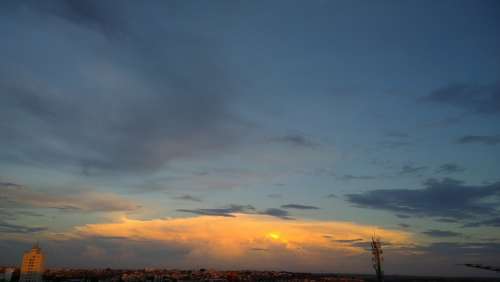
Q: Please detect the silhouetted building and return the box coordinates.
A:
[19,244,45,282]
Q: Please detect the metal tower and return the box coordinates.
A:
[371,236,384,282]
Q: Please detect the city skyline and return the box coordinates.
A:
[1,0,500,277]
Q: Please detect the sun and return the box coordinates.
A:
[267,232,281,240]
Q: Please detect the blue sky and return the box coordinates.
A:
[1,0,500,276]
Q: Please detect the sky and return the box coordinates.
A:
[1,0,500,277]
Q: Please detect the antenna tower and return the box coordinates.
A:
[371,236,384,282]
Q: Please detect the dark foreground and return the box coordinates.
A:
[1,267,498,282]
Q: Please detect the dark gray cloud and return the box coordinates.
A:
[258,208,294,220]
[176,205,256,218]
[0,182,23,188]
[176,204,297,220]
[326,193,338,198]
[0,220,47,234]
[270,134,317,148]
[399,165,427,175]
[435,218,459,223]
[0,208,43,221]
[457,135,500,146]
[172,195,202,202]
[435,163,465,174]
[421,242,500,257]
[463,217,500,228]
[396,214,411,218]
[337,174,376,181]
[422,229,462,238]
[377,140,412,149]
[0,1,245,174]
[346,178,500,220]
[398,223,410,228]
[280,204,319,210]
[423,82,500,115]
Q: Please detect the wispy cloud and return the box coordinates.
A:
[378,141,412,149]
[456,135,500,145]
[423,82,500,115]
[435,163,465,174]
[172,195,202,202]
[422,229,462,238]
[177,205,297,220]
[281,204,320,210]
[463,217,500,228]
[336,174,376,181]
[0,220,47,234]
[0,182,140,213]
[399,165,427,175]
[270,134,317,148]
[258,208,294,220]
[177,205,256,218]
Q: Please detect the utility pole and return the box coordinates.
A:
[371,236,384,282]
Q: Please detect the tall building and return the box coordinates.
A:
[19,244,45,282]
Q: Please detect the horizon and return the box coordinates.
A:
[1,0,500,278]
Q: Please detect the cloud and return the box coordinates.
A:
[0,208,43,221]
[270,134,317,148]
[399,165,427,175]
[281,204,320,210]
[0,220,47,234]
[435,218,459,223]
[398,223,410,228]
[258,208,294,220]
[420,242,500,258]
[377,141,412,149]
[267,193,282,199]
[176,205,256,218]
[463,217,500,228]
[172,195,202,202]
[0,1,245,173]
[326,193,338,198]
[336,174,376,181]
[0,182,140,212]
[435,163,465,174]
[346,178,500,220]
[422,229,462,238]
[456,135,500,146]
[177,204,297,220]
[52,214,409,271]
[423,82,500,115]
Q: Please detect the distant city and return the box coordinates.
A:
[0,244,498,282]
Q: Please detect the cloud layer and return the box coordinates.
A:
[346,178,500,220]
[50,214,410,271]
[0,1,244,174]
